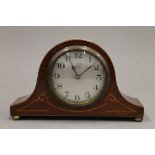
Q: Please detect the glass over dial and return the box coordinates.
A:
[47,46,110,107]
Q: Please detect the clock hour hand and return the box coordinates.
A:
[79,61,97,77]
[69,59,79,77]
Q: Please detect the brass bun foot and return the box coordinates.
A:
[134,117,143,122]
[12,116,20,120]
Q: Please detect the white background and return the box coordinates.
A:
[0,26,155,129]
[0,0,155,155]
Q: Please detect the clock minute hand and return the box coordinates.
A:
[79,61,97,77]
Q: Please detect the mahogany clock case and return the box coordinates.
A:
[10,39,144,121]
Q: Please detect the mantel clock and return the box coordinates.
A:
[10,39,144,121]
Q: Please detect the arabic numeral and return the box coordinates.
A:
[65,55,71,61]
[53,73,60,79]
[89,56,92,62]
[75,52,83,58]
[93,85,98,91]
[96,75,102,80]
[93,65,99,70]
[57,84,63,89]
[57,63,65,69]
[64,91,70,98]
[85,92,90,98]
[75,95,80,101]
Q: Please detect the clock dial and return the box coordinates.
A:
[10,40,144,121]
[47,46,109,106]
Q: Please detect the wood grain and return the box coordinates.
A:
[10,39,144,121]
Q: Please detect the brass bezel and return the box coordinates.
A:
[46,45,110,108]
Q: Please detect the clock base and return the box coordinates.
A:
[10,40,144,122]
[12,116,20,120]
[11,115,143,122]
[134,117,143,122]
[10,92,144,122]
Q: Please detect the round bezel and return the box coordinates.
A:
[46,45,110,107]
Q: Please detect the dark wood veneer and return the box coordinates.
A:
[10,39,144,121]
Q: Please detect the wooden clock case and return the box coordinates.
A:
[10,39,144,121]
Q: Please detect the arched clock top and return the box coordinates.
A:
[10,39,144,121]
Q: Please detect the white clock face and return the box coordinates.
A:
[47,46,109,107]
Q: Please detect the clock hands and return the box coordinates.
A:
[69,58,97,79]
[69,59,80,79]
[79,61,97,77]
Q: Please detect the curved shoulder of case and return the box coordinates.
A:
[10,39,144,121]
